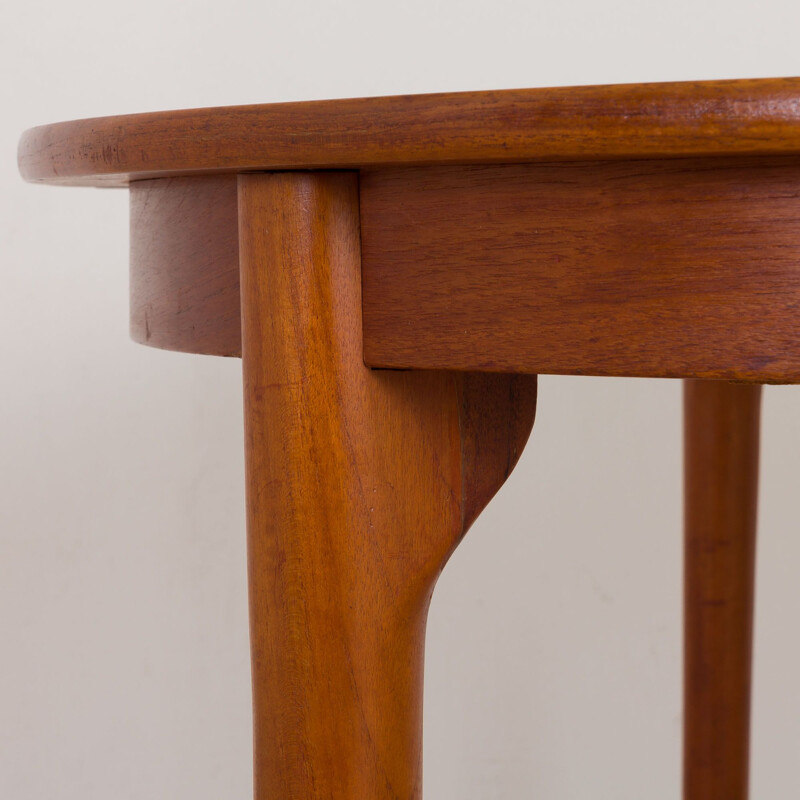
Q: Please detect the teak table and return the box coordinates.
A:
[18,78,800,799]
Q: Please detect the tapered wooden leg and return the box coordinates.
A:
[238,171,537,799]
[683,379,762,800]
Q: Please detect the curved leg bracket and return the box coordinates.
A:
[239,171,536,799]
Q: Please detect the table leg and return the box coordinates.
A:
[683,379,762,800]
[238,171,537,799]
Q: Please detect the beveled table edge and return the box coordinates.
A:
[18,77,800,187]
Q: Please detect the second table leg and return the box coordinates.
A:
[684,379,762,800]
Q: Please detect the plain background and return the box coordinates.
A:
[3,1,800,797]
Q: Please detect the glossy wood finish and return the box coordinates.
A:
[20,79,799,797]
[684,380,762,800]
[129,160,800,383]
[18,78,800,187]
[361,158,800,383]
[239,171,536,799]
[130,176,240,356]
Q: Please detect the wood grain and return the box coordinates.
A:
[238,171,536,799]
[130,175,240,356]
[361,158,800,383]
[20,78,799,798]
[19,78,800,186]
[684,379,762,800]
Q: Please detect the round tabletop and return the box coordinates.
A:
[17,78,800,187]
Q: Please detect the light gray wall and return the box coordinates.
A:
[3,1,800,796]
